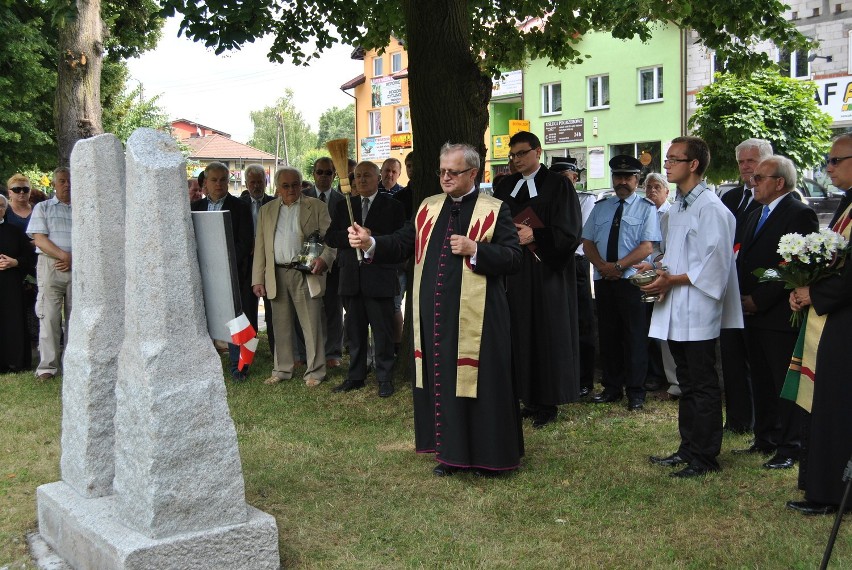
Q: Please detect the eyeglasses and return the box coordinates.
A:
[10,186,30,194]
[436,168,474,178]
[826,155,852,167]
[314,169,334,176]
[663,157,692,165]
[750,174,781,184]
[507,148,536,160]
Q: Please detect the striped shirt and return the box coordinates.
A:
[27,197,72,253]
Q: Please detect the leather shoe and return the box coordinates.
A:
[326,358,341,368]
[578,386,591,399]
[332,379,365,393]
[532,410,558,429]
[591,391,622,404]
[670,464,719,478]
[763,455,795,469]
[433,464,462,477]
[37,373,55,382]
[378,382,394,398]
[649,453,687,467]
[786,500,840,515]
[733,444,775,455]
[627,398,644,411]
[231,371,248,383]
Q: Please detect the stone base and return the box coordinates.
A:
[36,482,280,570]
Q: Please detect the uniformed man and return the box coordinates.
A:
[582,155,660,410]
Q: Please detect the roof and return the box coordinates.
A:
[184,134,276,161]
[171,118,231,138]
[340,73,366,90]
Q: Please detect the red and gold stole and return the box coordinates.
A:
[412,194,502,398]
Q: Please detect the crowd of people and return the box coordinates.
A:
[4,131,849,512]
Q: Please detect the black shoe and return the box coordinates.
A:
[627,398,644,411]
[649,453,687,467]
[332,379,365,393]
[578,386,591,399]
[643,380,667,392]
[763,455,795,470]
[591,391,622,404]
[520,407,536,419]
[670,464,719,478]
[786,500,839,515]
[231,370,248,383]
[733,444,775,455]
[378,382,395,398]
[532,410,558,429]
[433,463,462,477]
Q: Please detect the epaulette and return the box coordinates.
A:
[642,197,655,206]
[594,195,609,204]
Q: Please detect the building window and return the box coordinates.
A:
[779,49,809,78]
[391,53,402,73]
[610,141,662,181]
[588,75,610,109]
[372,57,383,77]
[395,106,410,133]
[638,66,663,103]
[542,82,562,115]
[368,110,381,136]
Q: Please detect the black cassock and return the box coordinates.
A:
[803,193,852,505]
[494,165,583,406]
[375,191,524,470]
[0,222,34,371]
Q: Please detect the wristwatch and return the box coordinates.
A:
[614,262,625,273]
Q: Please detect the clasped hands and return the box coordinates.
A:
[632,262,674,300]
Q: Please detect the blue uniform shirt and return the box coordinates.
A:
[582,191,661,279]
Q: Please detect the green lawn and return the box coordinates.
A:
[1,338,849,569]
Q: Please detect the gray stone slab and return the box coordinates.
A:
[61,133,126,499]
[113,128,246,538]
[192,211,241,343]
[37,482,280,570]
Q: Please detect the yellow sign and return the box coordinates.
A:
[508,120,530,136]
[492,135,511,159]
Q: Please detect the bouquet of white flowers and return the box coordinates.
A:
[753,228,850,326]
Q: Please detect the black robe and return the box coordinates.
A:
[494,165,583,406]
[803,191,852,505]
[375,192,524,470]
[0,221,34,371]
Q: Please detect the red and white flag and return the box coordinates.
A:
[226,313,258,372]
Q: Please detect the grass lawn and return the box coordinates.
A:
[1,336,849,569]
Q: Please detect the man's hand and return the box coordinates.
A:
[597,262,622,280]
[253,284,267,298]
[514,223,534,246]
[55,252,71,272]
[449,234,477,257]
[641,270,674,296]
[633,262,654,273]
[0,254,18,270]
[348,222,372,251]
[311,257,328,275]
[790,286,811,311]
[741,295,758,315]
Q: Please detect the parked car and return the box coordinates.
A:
[797,178,843,227]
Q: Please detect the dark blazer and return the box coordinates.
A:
[241,193,275,210]
[191,194,253,283]
[721,184,762,246]
[325,192,405,297]
[737,192,819,331]
[304,186,345,218]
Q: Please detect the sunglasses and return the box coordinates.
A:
[10,186,30,194]
[314,169,334,176]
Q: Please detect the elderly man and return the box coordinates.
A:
[326,161,405,397]
[494,131,583,428]
[188,178,203,202]
[252,167,336,387]
[27,167,72,381]
[720,138,773,434]
[379,157,403,196]
[738,156,818,470]
[645,136,742,478]
[191,162,254,381]
[582,156,660,410]
[302,157,345,367]
[349,142,523,477]
[241,164,275,353]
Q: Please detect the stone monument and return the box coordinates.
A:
[36,129,280,569]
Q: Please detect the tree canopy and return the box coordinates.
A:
[317,104,355,159]
[689,70,834,183]
[248,90,318,170]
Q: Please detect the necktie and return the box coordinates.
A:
[754,205,770,235]
[362,197,370,222]
[606,199,624,262]
[320,192,326,202]
[736,188,752,216]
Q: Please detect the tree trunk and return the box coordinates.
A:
[56,0,105,166]
[395,0,492,381]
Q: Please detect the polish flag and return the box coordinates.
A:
[226,313,256,346]
[238,337,259,372]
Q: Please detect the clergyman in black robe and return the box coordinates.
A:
[0,210,35,372]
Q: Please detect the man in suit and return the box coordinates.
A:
[720,138,773,434]
[378,158,403,196]
[738,155,818,468]
[191,162,254,382]
[302,157,346,368]
[251,167,336,387]
[326,161,405,397]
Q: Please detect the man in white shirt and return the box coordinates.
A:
[643,136,742,478]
